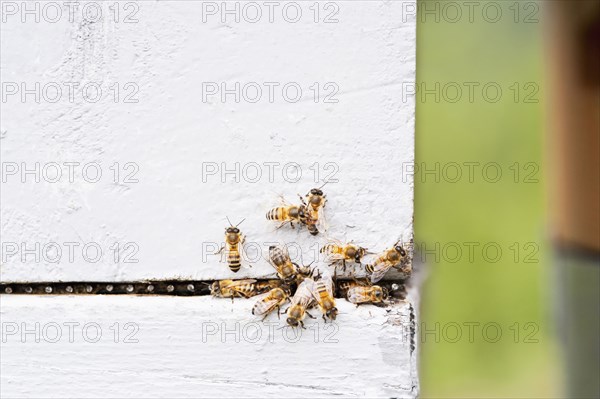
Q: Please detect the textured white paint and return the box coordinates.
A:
[0,1,415,282]
[0,294,419,398]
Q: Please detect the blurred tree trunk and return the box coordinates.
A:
[546,2,599,398]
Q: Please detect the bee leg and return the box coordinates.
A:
[289,221,295,229]
[276,306,281,320]
[343,259,347,272]
[322,314,327,323]
[276,222,287,230]
[300,321,306,329]
[261,313,269,322]
[306,311,316,319]
[215,246,225,263]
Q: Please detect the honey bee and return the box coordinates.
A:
[252,287,290,320]
[266,199,317,235]
[216,218,246,272]
[300,186,327,235]
[268,245,299,282]
[347,285,388,305]
[320,240,368,271]
[365,241,409,283]
[209,279,260,300]
[268,245,315,284]
[311,270,337,321]
[286,278,317,328]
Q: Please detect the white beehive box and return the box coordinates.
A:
[1,1,417,397]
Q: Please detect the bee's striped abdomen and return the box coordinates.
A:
[270,247,286,265]
[315,281,332,305]
[316,283,328,299]
[227,250,241,272]
[266,207,286,221]
[320,244,342,255]
[306,220,319,235]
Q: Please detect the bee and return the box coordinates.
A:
[311,270,337,321]
[268,245,315,284]
[252,287,290,320]
[216,217,246,272]
[304,187,327,217]
[209,279,260,300]
[266,201,317,235]
[320,240,368,271]
[300,186,327,235]
[365,241,409,283]
[347,285,388,305]
[286,278,317,328]
[268,245,299,282]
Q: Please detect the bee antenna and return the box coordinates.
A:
[200,282,212,287]
[236,218,246,227]
[226,216,233,226]
[318,181,329,189]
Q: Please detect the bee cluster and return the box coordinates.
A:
[211,186,412,329]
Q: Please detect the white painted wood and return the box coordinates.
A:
[0,293,419,398]
[1,1,417,396]
[0,1,416,282]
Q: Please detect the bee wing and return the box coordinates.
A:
[293,279,317,307]
[370,262,394,283]
[281,244,291,259]
[325,237,343,246]
[252,294,280,316]
[347,287,370,304]
[316,206,328,232]
[228,279,257,287]
[324,252,345,262]
[268,246,279,268]
[267,246,284,270]
[278,194,293,206]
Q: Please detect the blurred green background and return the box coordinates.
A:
[415,1,562,397]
